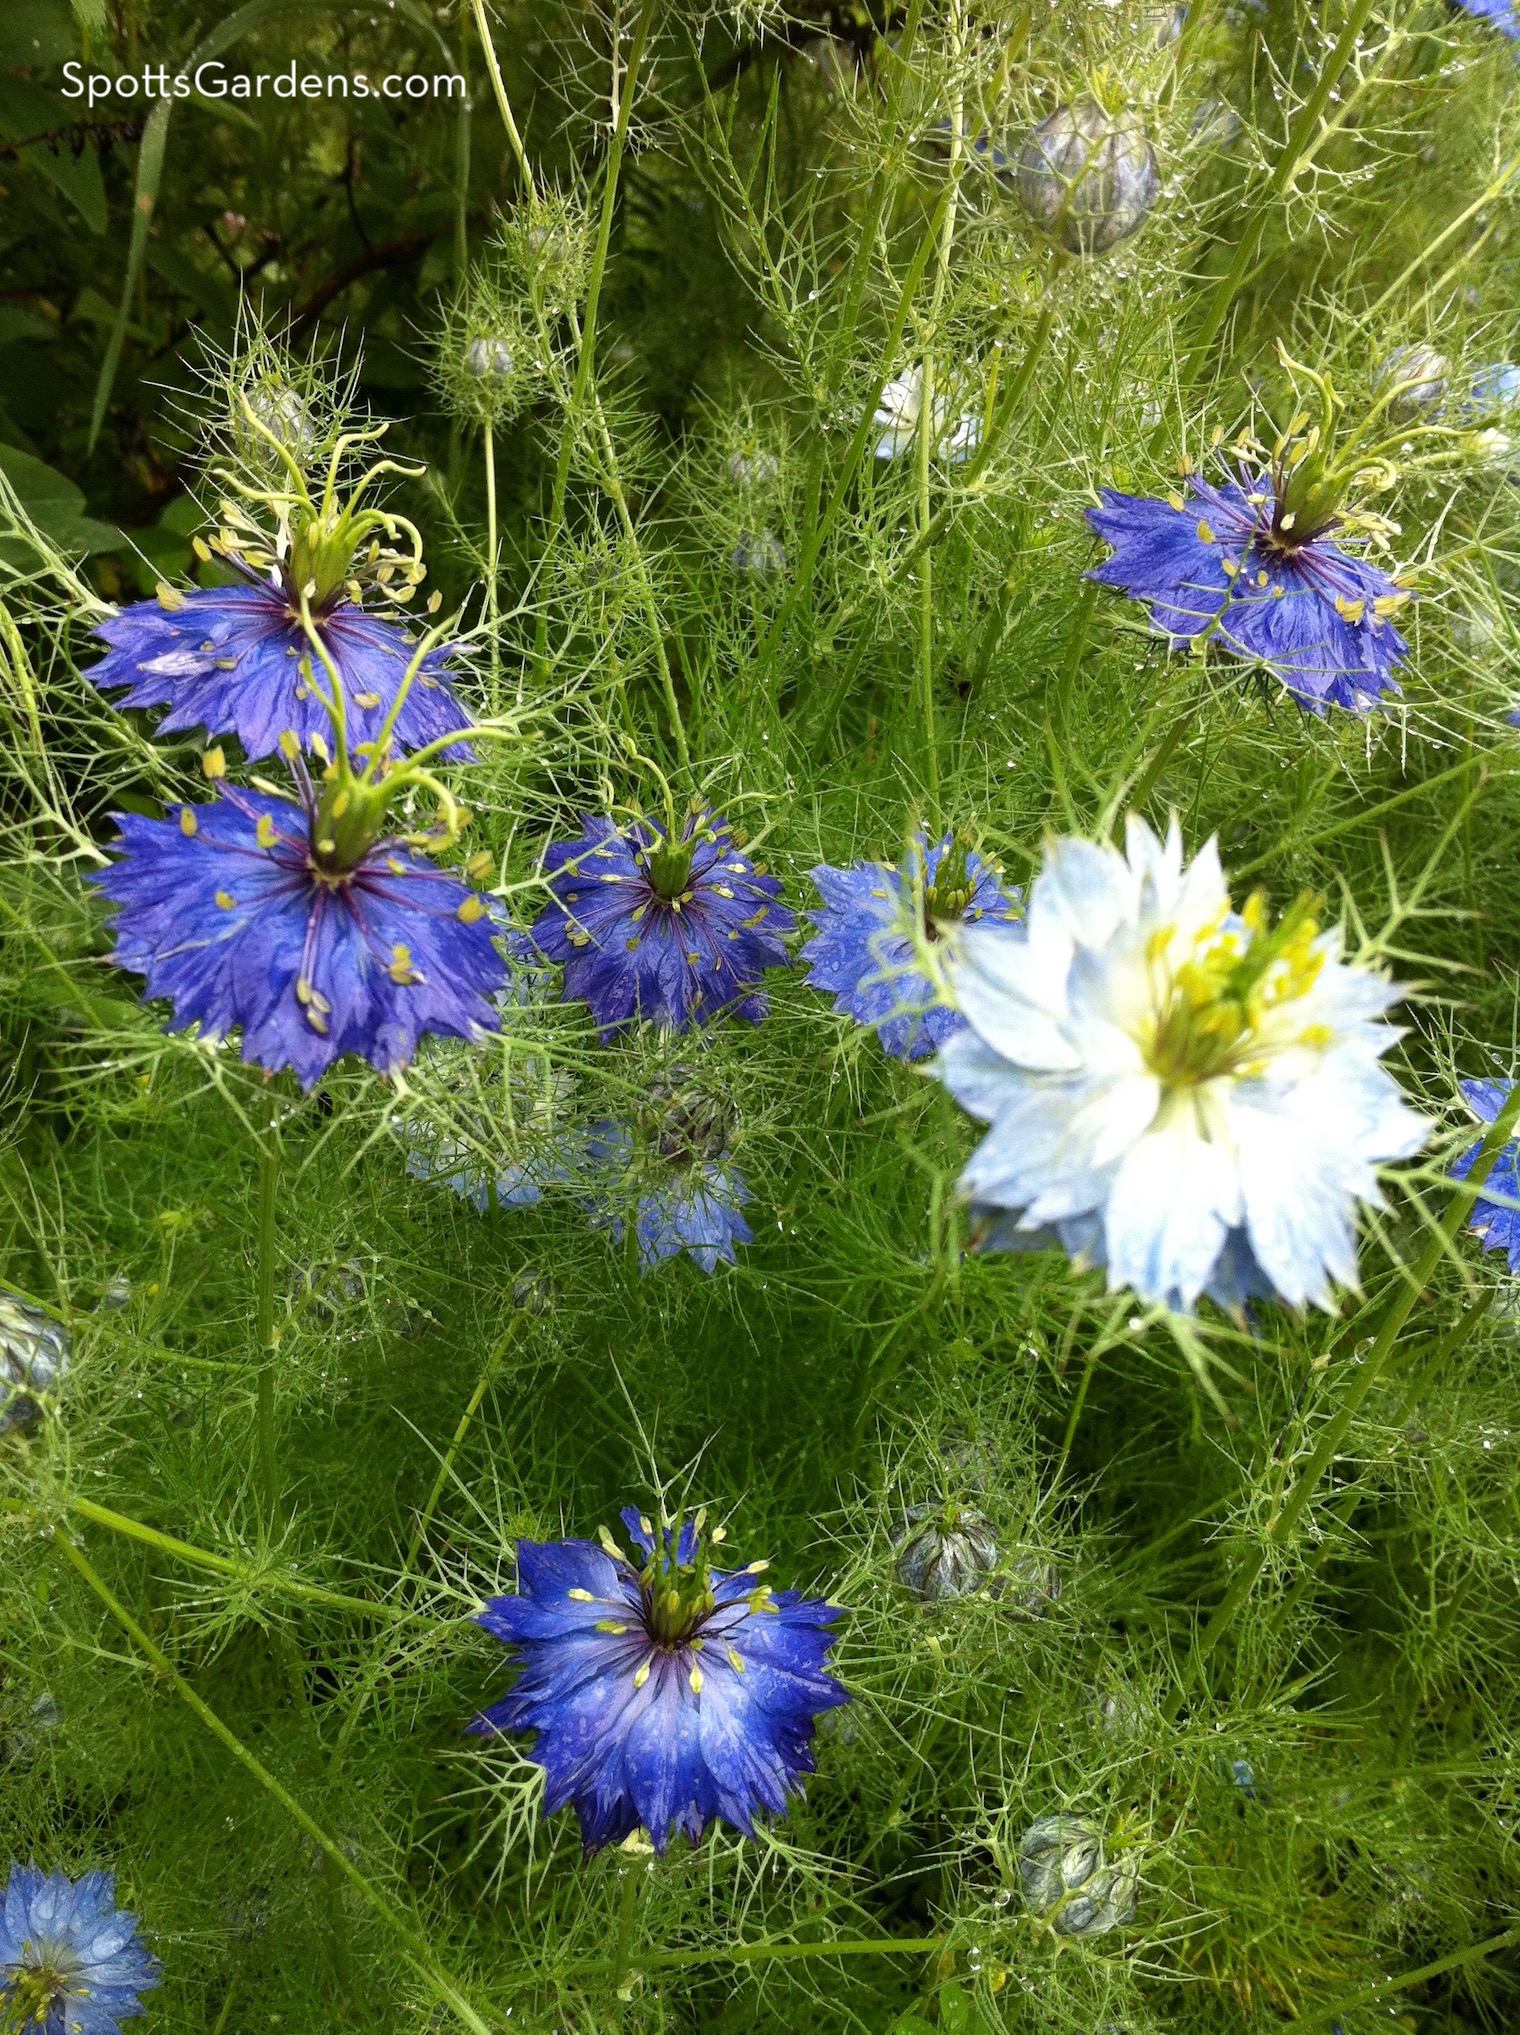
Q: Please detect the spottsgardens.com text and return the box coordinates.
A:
[60,62,465,107]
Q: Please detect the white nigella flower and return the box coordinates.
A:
[872,364,982,464]
[934,816,1429,1314]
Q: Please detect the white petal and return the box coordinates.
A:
[1102,1095,1242,1310]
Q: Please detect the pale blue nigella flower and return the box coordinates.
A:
[934,817,1429,1313]
[0,1863,160,2035]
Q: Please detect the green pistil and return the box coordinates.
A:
[2,1965,66,2030]
[922,834,976,930]
[645,831,696,901]
[309,769,396,879]
[1145,889,1326,1087]
[637,1514,717,1645]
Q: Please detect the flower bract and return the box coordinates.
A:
[934,816,1428,1314]
[85,582,472,763]
[91,785,505,1090]
[1451,1078,1520,1272]
[1087,470,1410,713]
[0,1863,160,2035]
[471,1507,847,1853]
[531,808,793,1036]
[803,831,1022,1061]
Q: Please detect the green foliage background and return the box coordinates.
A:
[5,0,1520,2031]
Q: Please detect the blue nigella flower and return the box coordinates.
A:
[802,831,1022,1061]
[1452,1079,1520,1271]
[0,1863,160,2035]
[471,1506,848,1853]
[86,581,472,764]
[582,1118,753,1274]
[1086,469,1411,714]
[1451,0,1520,42]
[91,777,506,1091]
[531,807,793,1037]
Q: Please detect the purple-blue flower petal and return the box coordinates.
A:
[89,788,505,1090]
[1086,472,1408,714]
[531,810,793,1037]
[85,583,473,761]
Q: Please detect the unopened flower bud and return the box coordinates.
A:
[1372,344,1450,423]
[0,1292,70,1433]
[465,336,514,381]
[731,530,788,580]
[1014,103,1161,256]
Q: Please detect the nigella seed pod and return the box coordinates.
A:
[1014,102,1161,256]
[0,1291,70,1433]
[731,530,788,580]
[1373,344,1450,423]
[1003,1548,1062,1618]
[647,1067,734,1166]
[727,445,781,489]
[239,380,317,455]
[893,1500,999,1602]
[1017,1815,1139,1938]
[465,335,515,380]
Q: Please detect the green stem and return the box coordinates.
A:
[916,355,939,829]
[1176,1080,1520,1702]
[470,0,532,183]
[1182,0,1383,377]
[746,184,954,693]
[255,1093,280,1527]
[65,1494,437,1625]
[587,1933,945,1976]
[612,1866,639,1994]
[484,417,500,706]
[55,1531,498,2035]
[1291,1922,1520,2030]
[533,0,658,680]
[406,1323,518,1573]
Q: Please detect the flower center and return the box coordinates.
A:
[1142,891,1328,1087]
[637,1519,717,1646]
[921,834,976,934]
[3,1952,75,2026]
[645,831,695,901]
[309,771,395,880]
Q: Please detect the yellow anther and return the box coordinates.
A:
[310,731,331,765]
[214,889,236,910]
[1167,490,1185,513]
[278,729,301,760]
[155,581,188,611]
[727,1647,744,1672]
[456,895,487,924]
[179,807,197,837]
[633,1659,651,1689]
[192,535,212,563]
[1334,595,1366,625]
[567,1588,594,1602]
[202,746,226,781]
[256,814,277,849]
[466,850,494,883]
[1196,520,1216,544]
[689,1666,704,1695]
